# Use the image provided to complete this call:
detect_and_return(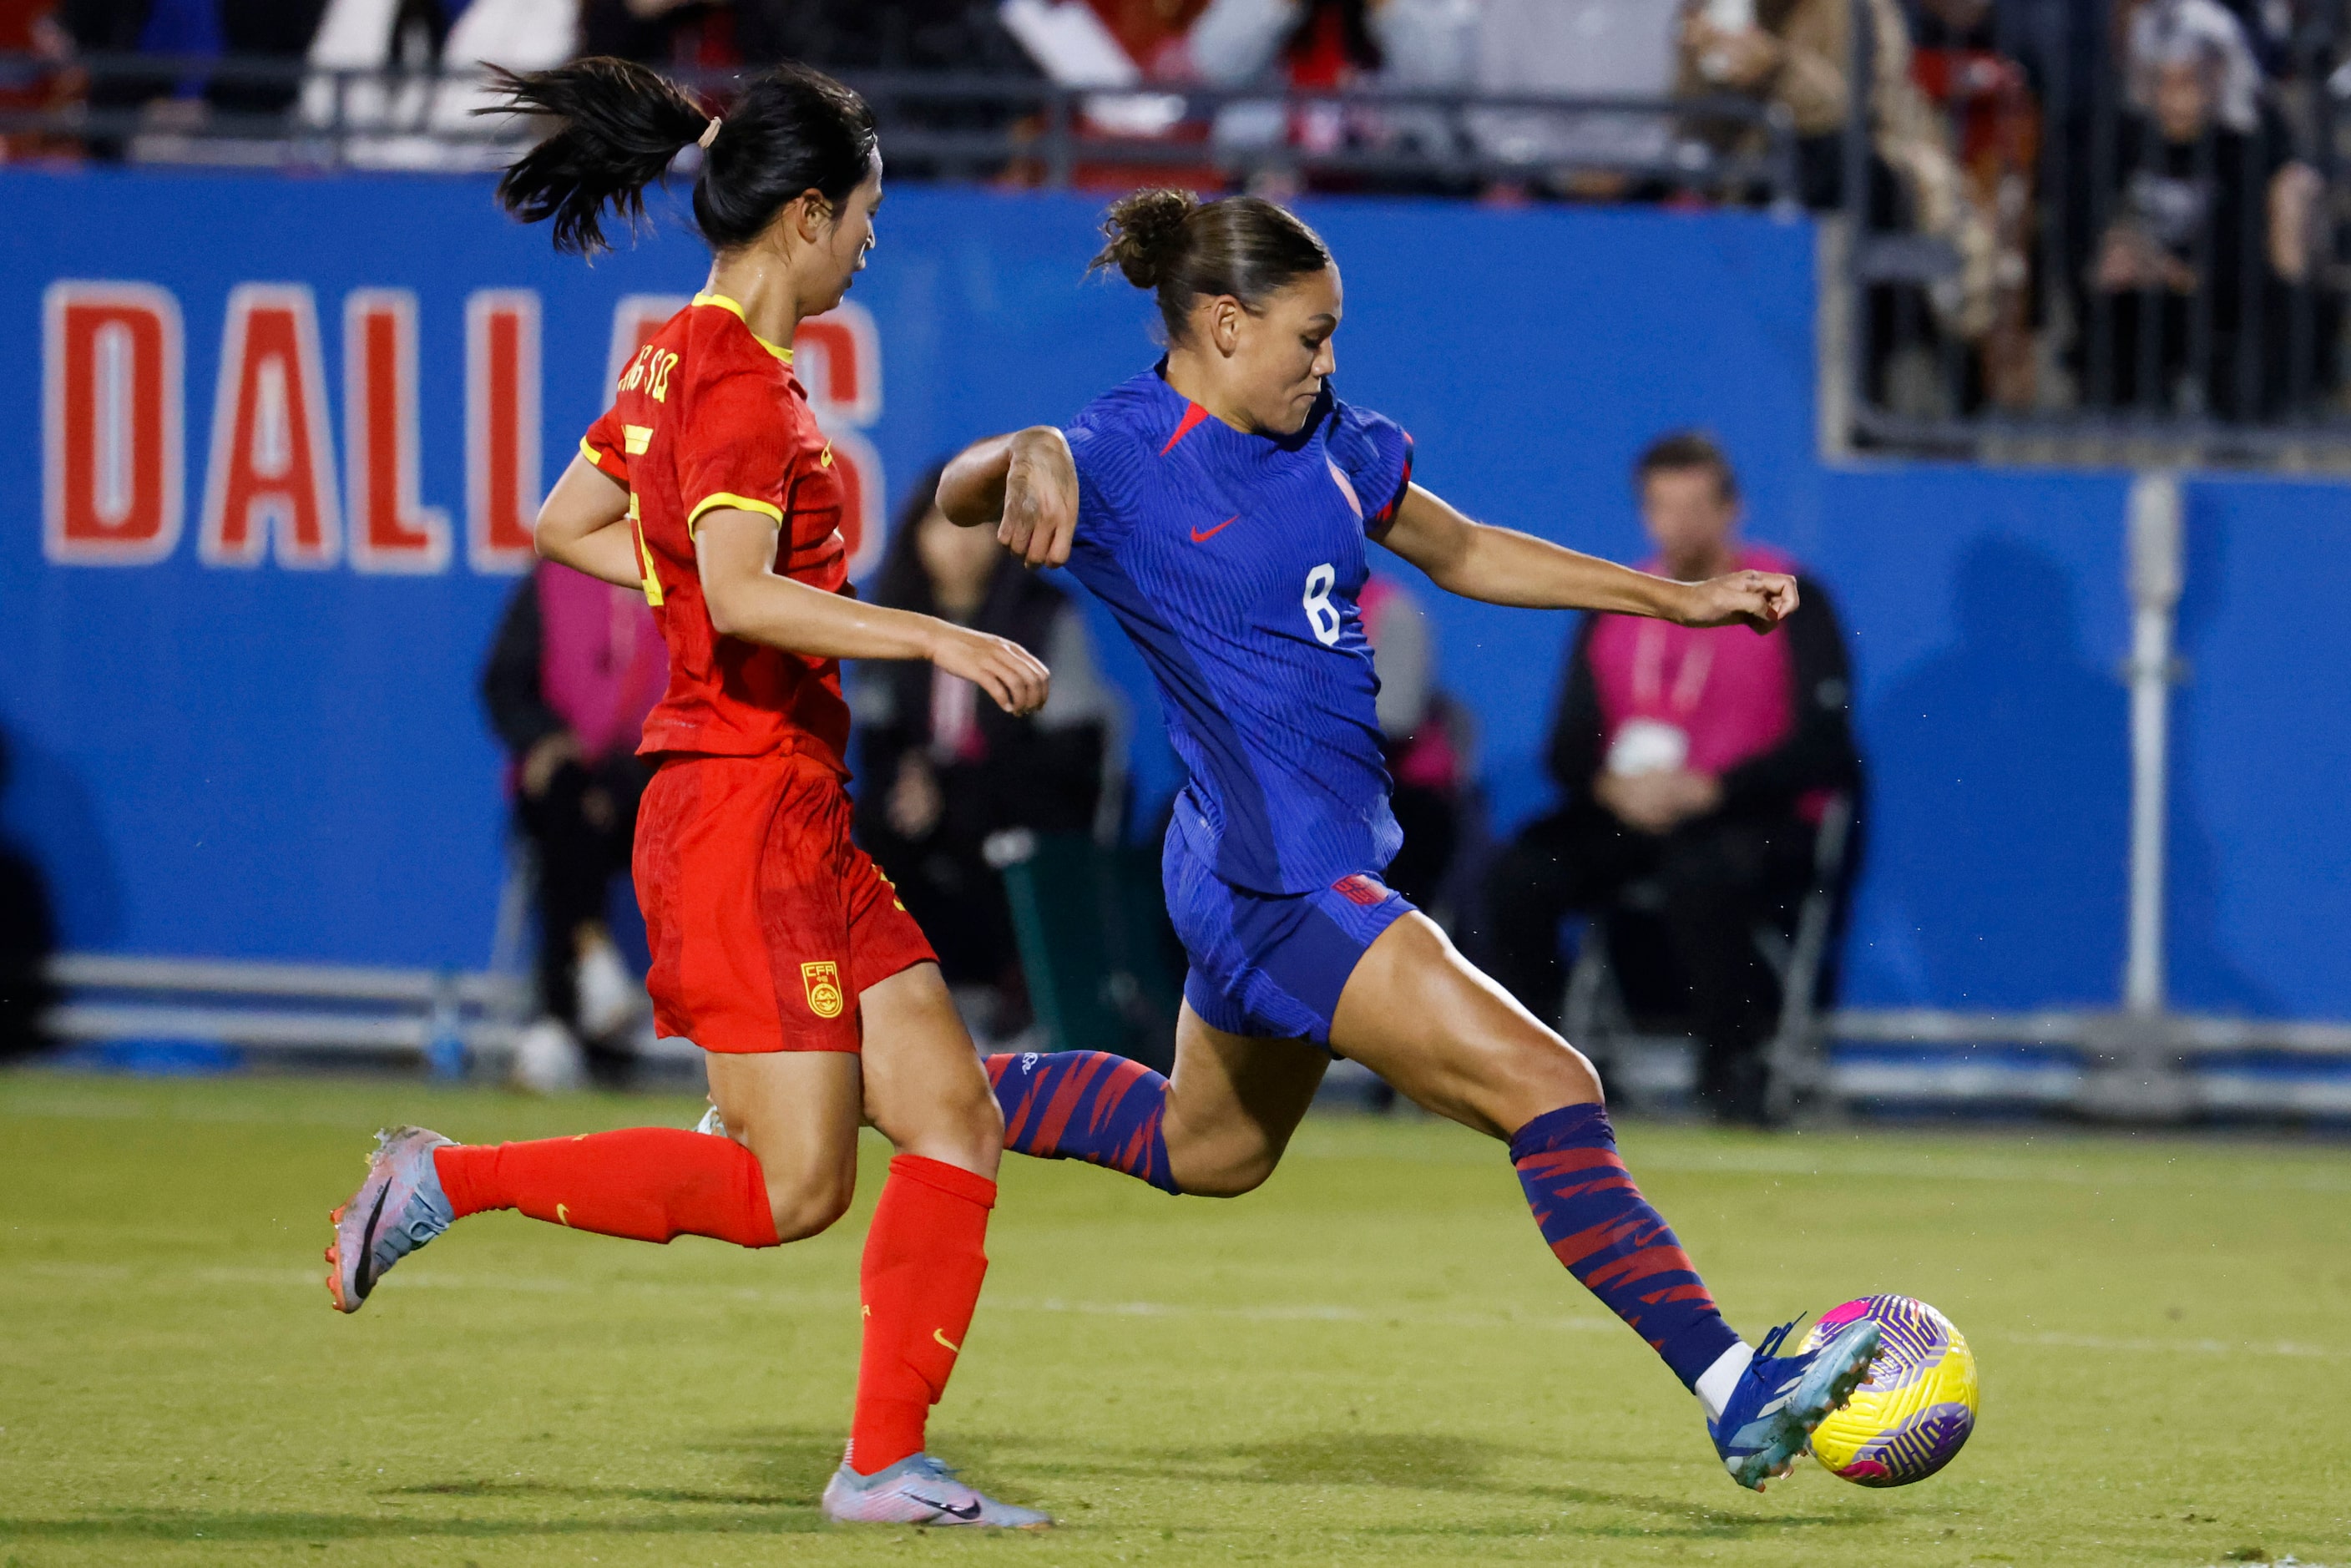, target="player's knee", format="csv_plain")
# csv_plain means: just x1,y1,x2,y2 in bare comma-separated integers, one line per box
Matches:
1166,1132,1279,1198
766,1171,854,1242
1525,1036,1604,1114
